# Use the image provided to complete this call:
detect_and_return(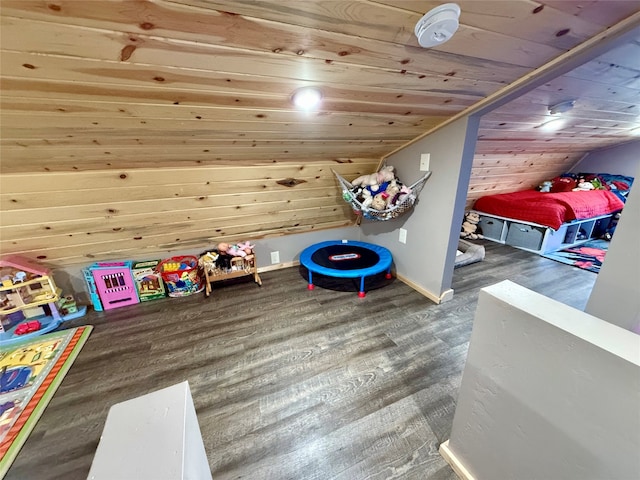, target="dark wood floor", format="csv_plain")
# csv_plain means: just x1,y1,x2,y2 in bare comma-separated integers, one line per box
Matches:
5,241,596,480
